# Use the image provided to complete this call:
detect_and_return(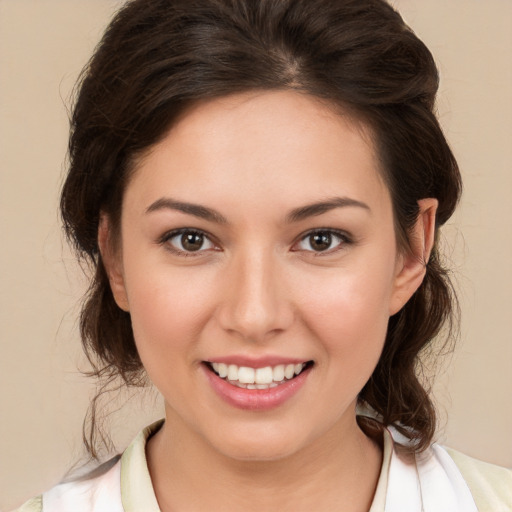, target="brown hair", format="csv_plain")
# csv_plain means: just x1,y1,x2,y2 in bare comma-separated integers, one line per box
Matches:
61,0,461,458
